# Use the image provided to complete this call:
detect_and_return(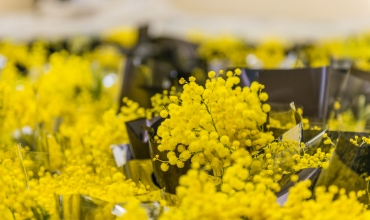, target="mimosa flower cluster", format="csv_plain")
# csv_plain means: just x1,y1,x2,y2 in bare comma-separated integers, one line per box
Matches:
159,157,370,220
0,37,155,219
156,69,274,171
196,32,370,70
0,146,149,219
1,31,370,220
